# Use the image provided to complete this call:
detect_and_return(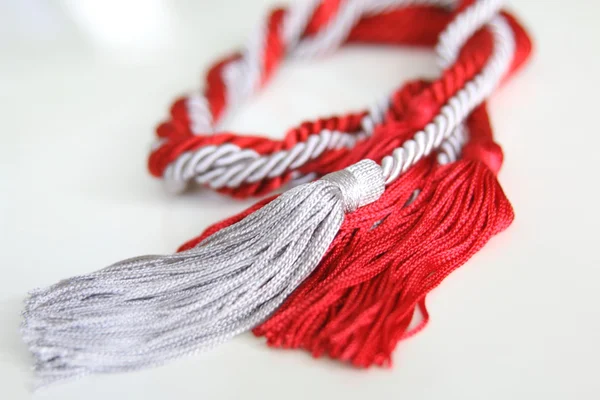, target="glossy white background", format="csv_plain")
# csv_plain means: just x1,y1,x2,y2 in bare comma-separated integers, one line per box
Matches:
1,0,599,398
